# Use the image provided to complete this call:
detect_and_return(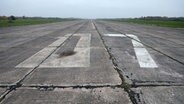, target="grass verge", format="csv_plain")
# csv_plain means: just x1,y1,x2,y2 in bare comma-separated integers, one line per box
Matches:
105,19,184,28
0,18,75,28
